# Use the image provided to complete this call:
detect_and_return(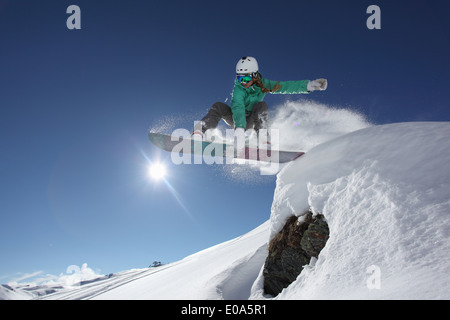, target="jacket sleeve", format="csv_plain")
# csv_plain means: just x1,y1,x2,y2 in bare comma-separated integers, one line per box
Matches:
230,84,247,129
262,78,310,94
